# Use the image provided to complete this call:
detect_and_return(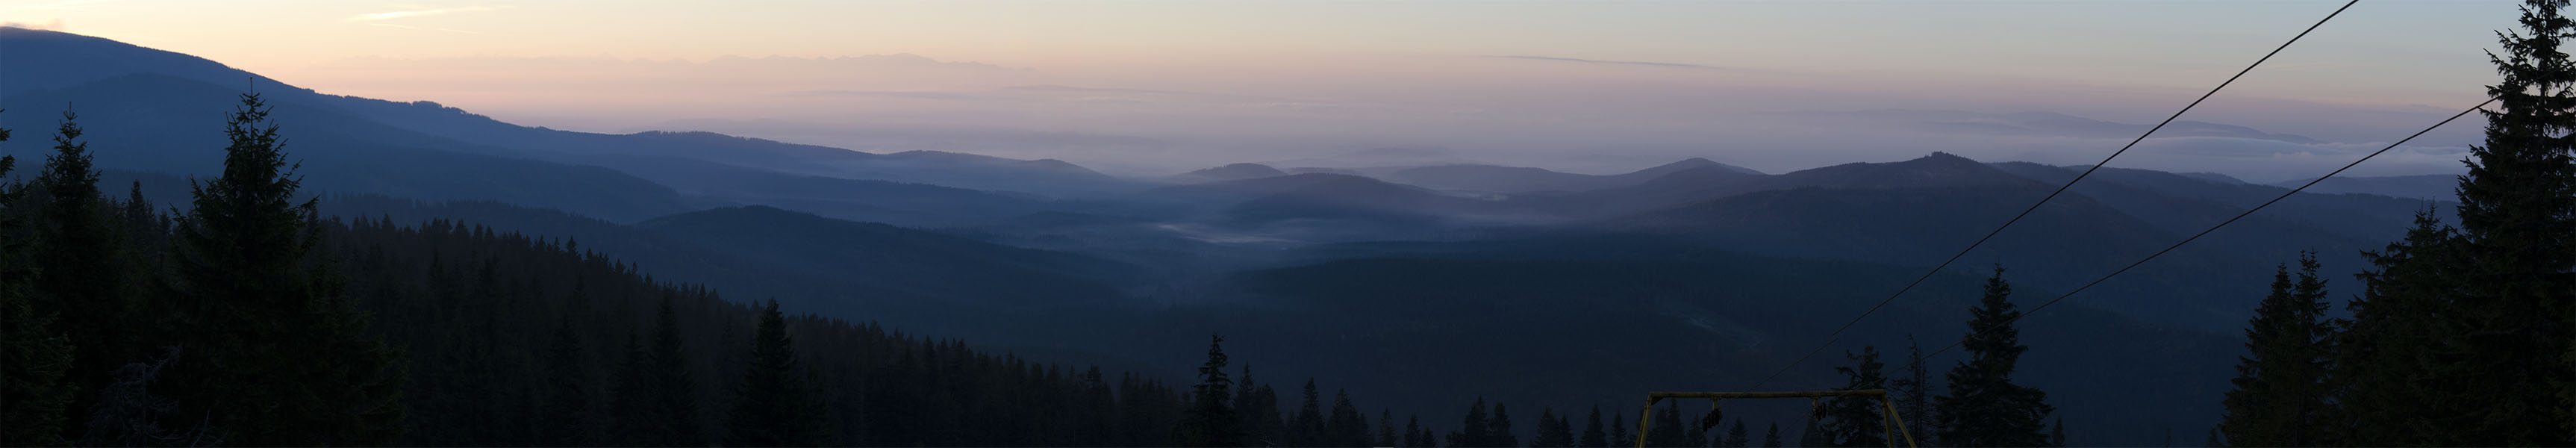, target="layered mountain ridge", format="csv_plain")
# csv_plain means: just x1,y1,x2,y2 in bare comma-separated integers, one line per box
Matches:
0,27,2475,445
